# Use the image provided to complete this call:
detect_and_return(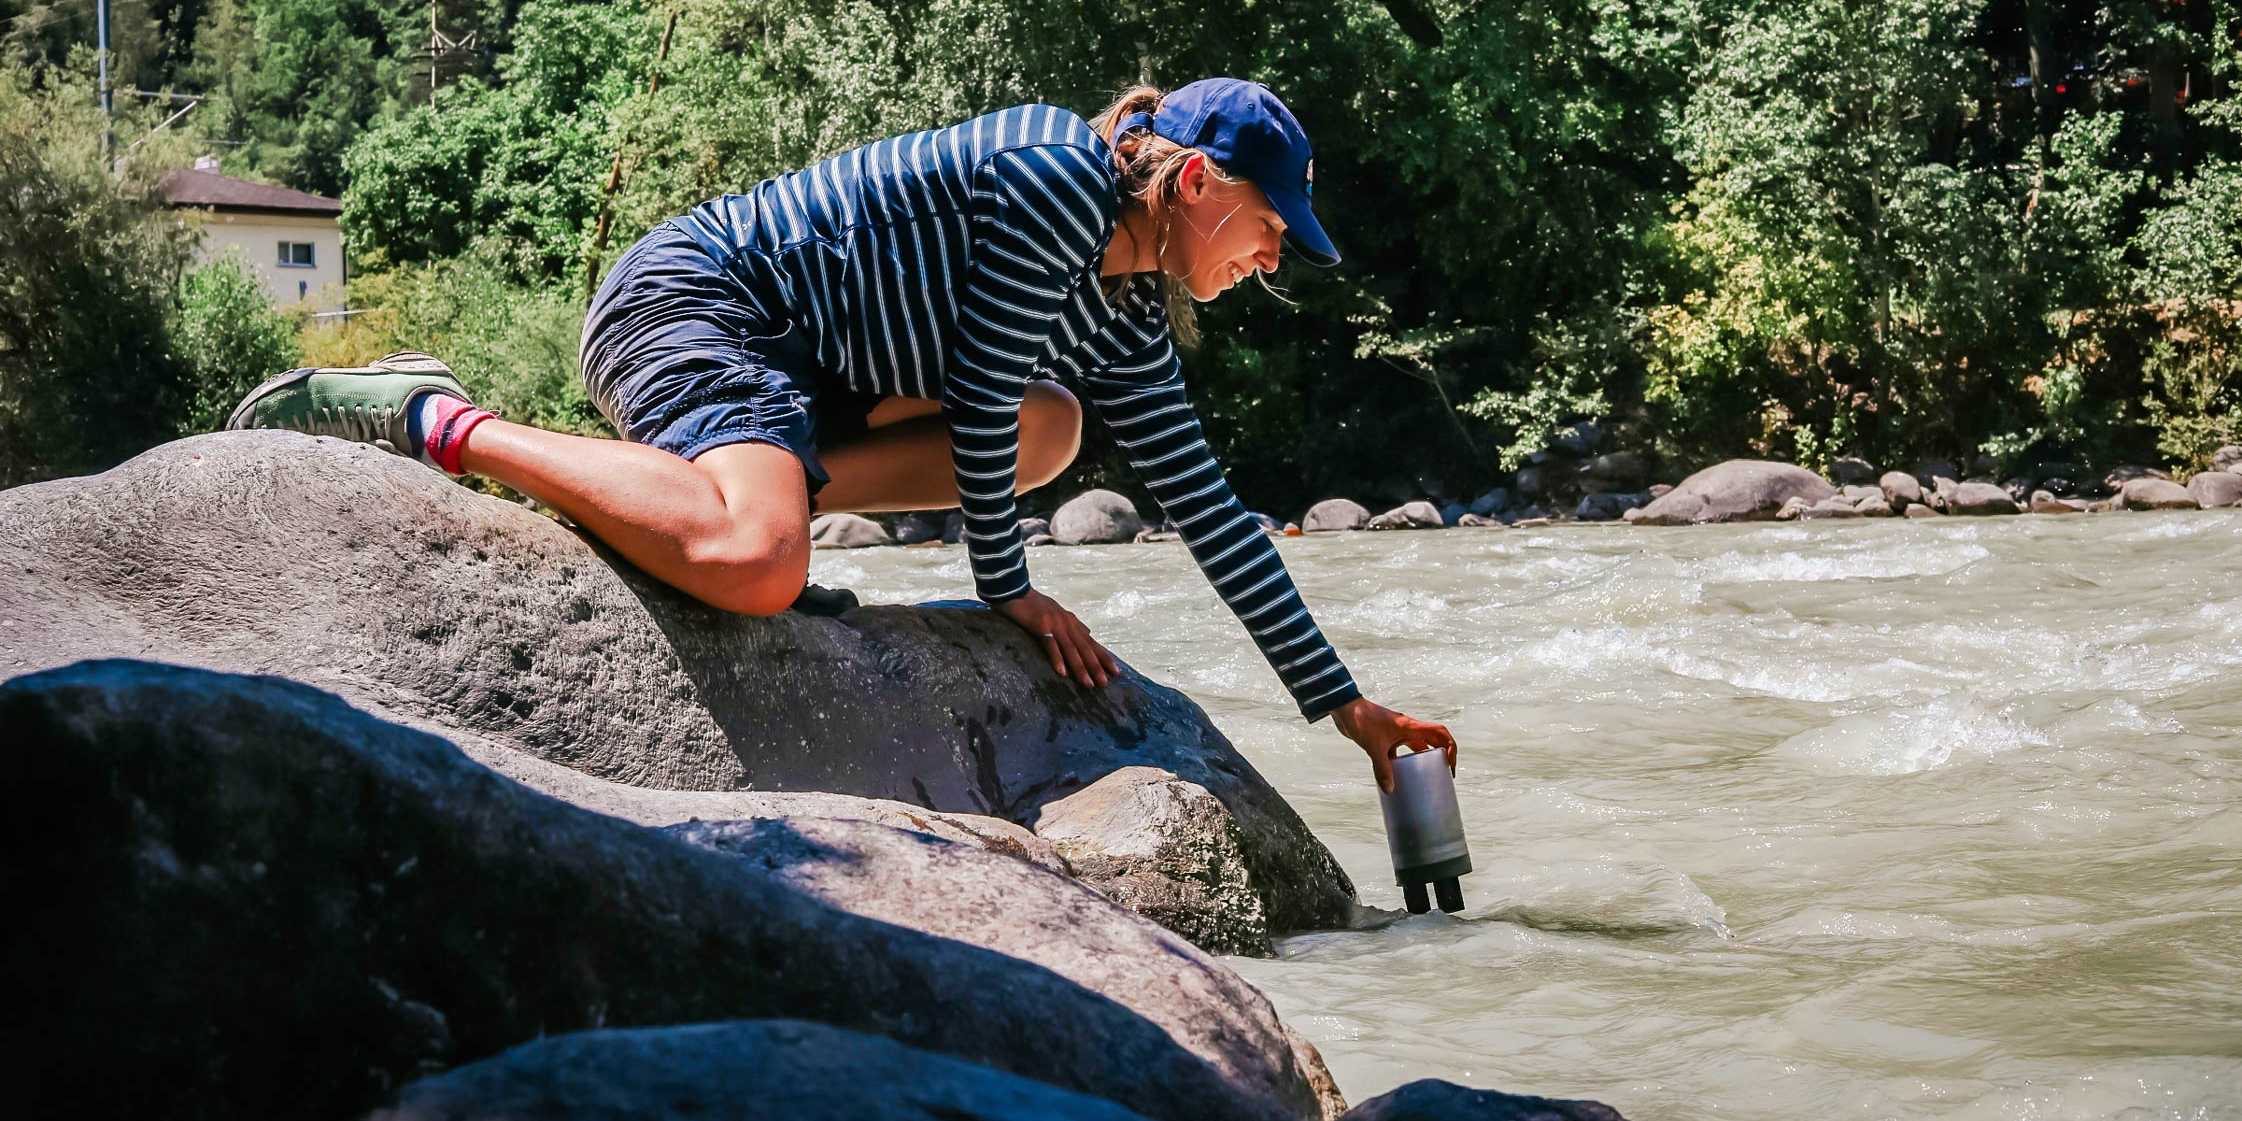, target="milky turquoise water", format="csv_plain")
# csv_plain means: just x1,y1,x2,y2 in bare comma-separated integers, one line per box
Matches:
814,511,2242,1119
